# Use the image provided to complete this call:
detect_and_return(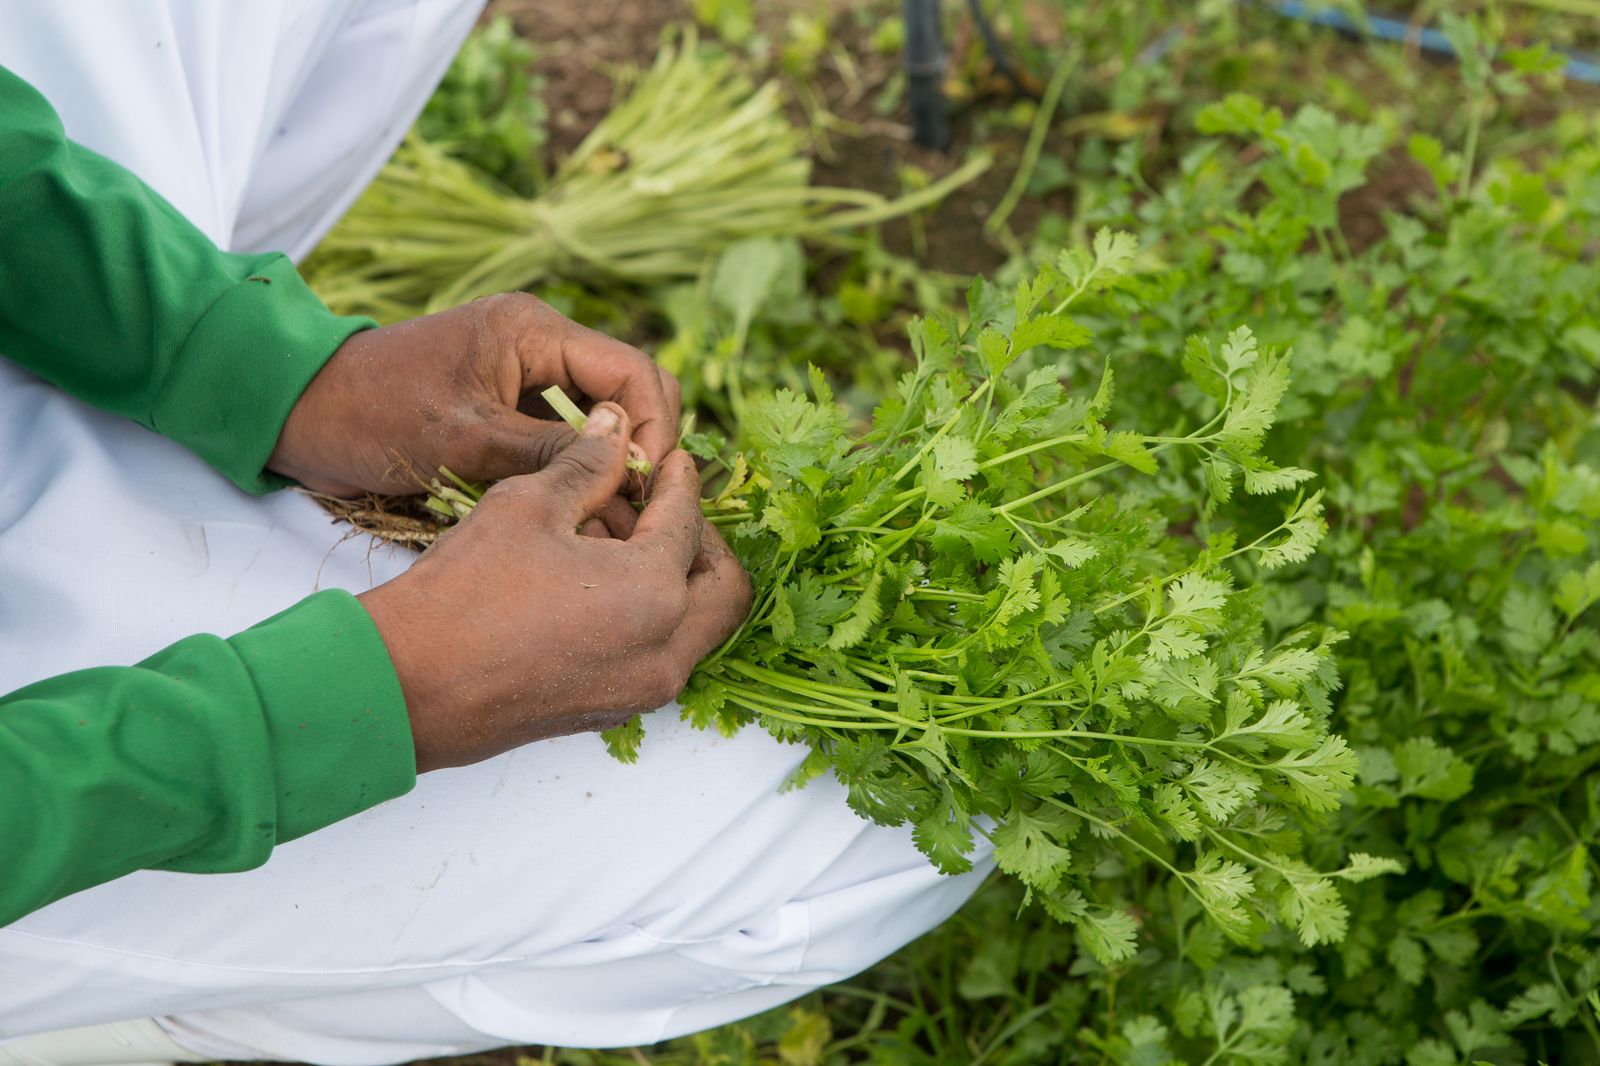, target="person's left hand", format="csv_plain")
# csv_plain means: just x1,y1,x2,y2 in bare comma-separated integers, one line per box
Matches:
267,292,680,497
